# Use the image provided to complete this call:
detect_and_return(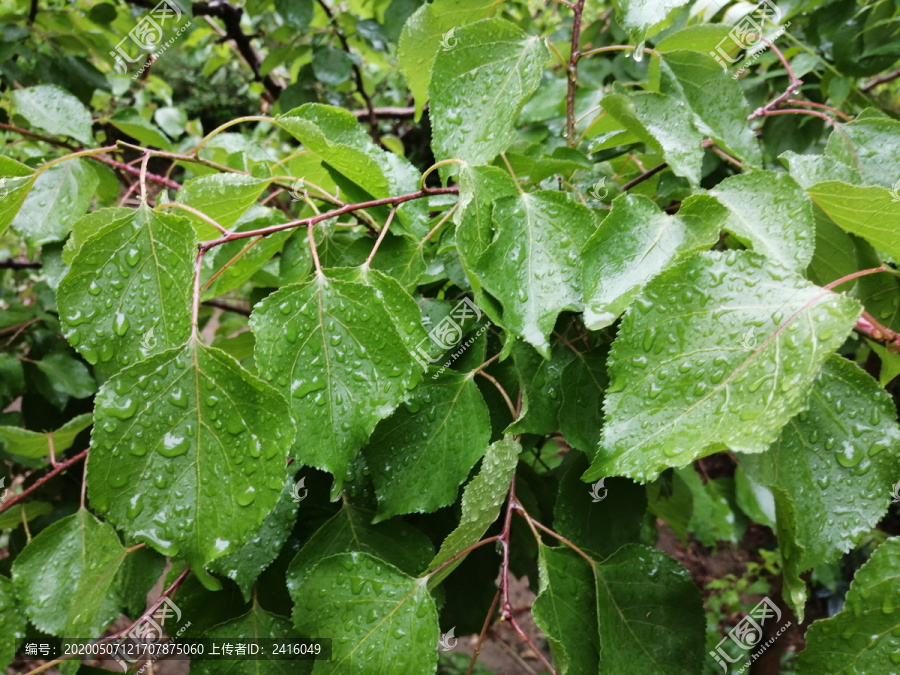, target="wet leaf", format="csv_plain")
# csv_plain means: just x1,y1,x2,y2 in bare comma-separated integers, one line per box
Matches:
287,503,433,593
365,371,491,520
397,0,495,118
582,193,723,330
797,537,900,674
87,341,295,589
0,412,92,460
58,204,194,376
430,19,548,169
12,160,98,247
474,191,595,356
585,251,862,482
292,552,438,674
427,436,520,583
11,509,125,637
11,85,93,144
807,181,900,261
741,356,900,619
0,575,26,669
710,171,815,271
250,274,419,484
601,92,705,184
